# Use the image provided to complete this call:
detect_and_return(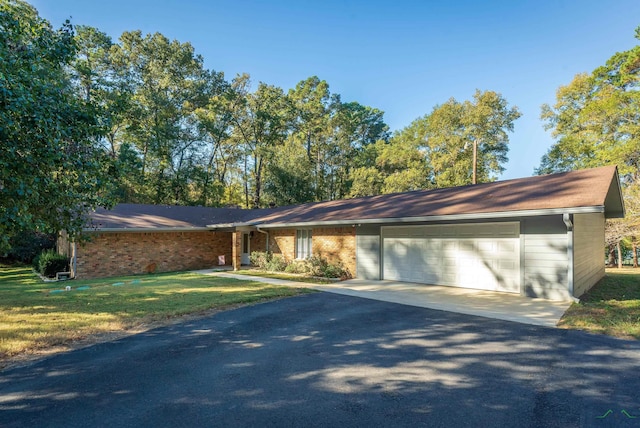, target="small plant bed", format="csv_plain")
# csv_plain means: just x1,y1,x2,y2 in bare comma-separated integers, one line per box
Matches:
249,251,351,281
0,264,310,368
558,268,640,340
234,269,336,284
